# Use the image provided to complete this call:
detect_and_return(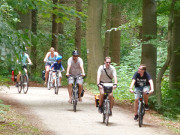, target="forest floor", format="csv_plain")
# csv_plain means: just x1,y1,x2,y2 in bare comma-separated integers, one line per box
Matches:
0,82,179,135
